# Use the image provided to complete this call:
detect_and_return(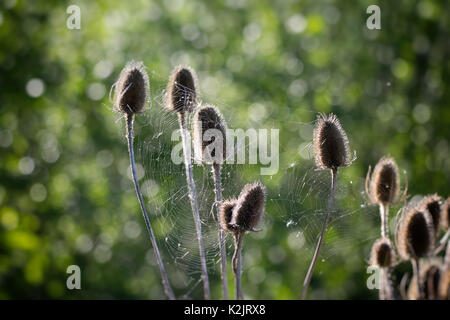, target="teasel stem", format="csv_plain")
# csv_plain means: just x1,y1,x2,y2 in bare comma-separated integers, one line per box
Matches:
301,167,338,300
383,267,395,300
178,112,210,300
411,258,424,300
433,229,450,255
125,114,175,300
232,232,244,300
212,163,229,300
380,204,389,238
379,268,387,300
